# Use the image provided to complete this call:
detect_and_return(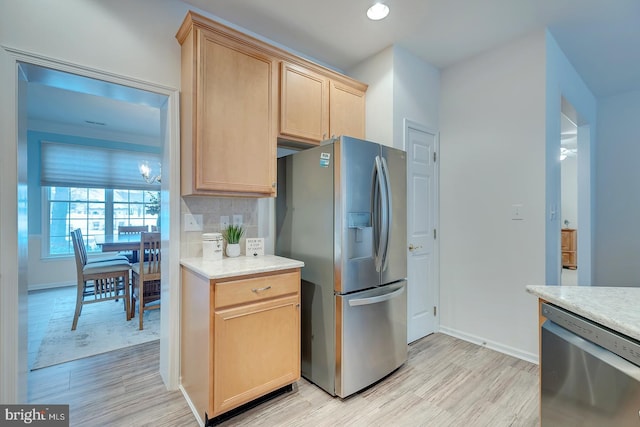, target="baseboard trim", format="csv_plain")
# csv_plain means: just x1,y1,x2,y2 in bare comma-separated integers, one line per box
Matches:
179,384,205,427
28,281,74,292
439,326,539,365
